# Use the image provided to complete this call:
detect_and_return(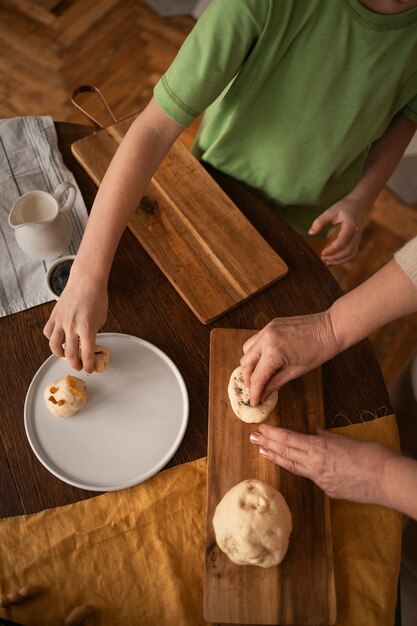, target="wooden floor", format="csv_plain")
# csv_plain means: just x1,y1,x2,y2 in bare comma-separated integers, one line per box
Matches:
1,0,416,384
